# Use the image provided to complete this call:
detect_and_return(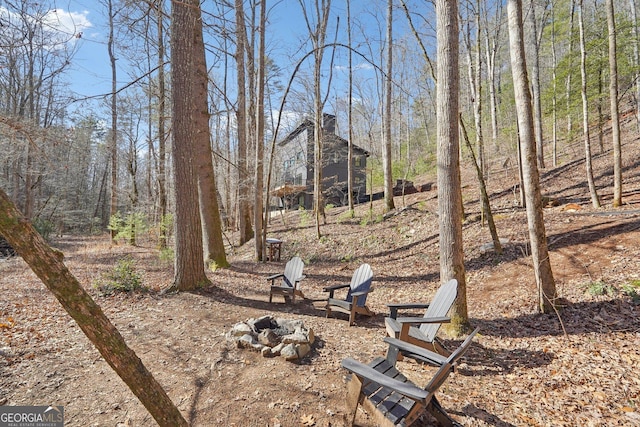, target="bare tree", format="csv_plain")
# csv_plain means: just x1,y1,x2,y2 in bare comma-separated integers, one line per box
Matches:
383,0,395,212
507,0,557,313
169,0,212,291
578,0,601,208
235,0,254,246
606,0,622,207
0,188,187,426
107,0,119,243
436,0,469,332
